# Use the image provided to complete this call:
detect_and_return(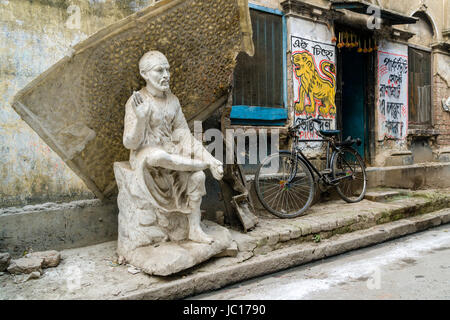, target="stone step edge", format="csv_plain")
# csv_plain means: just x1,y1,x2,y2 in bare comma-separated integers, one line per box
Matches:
364,189,409,202
234,194,450,257
0,199,111,216
119,208,450,300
